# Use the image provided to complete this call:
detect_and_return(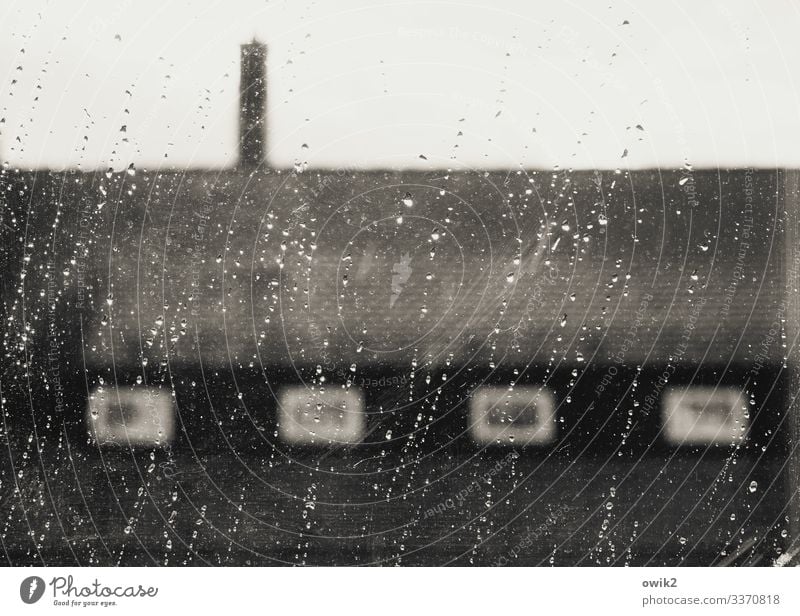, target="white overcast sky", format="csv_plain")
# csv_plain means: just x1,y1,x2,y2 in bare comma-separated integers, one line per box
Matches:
1,0,799,170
